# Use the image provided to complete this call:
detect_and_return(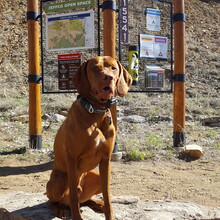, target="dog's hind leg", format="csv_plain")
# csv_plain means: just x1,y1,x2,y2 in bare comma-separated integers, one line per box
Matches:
46,169,69,202
46,169,70,218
